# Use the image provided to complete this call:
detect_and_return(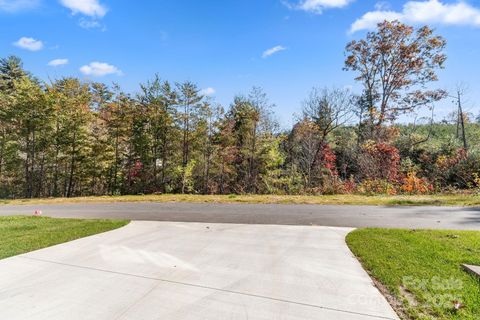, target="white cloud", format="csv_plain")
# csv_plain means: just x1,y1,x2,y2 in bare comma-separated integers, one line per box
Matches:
350,11,402,32
351,0,480,33
0,0,39,12
59,0,107,17
200,87,216,96
48,59,69,67
80,62,122,77
13,37,43,51
374,1,391,11
262,45,287,58
287,0,353,14
79,18,102,29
